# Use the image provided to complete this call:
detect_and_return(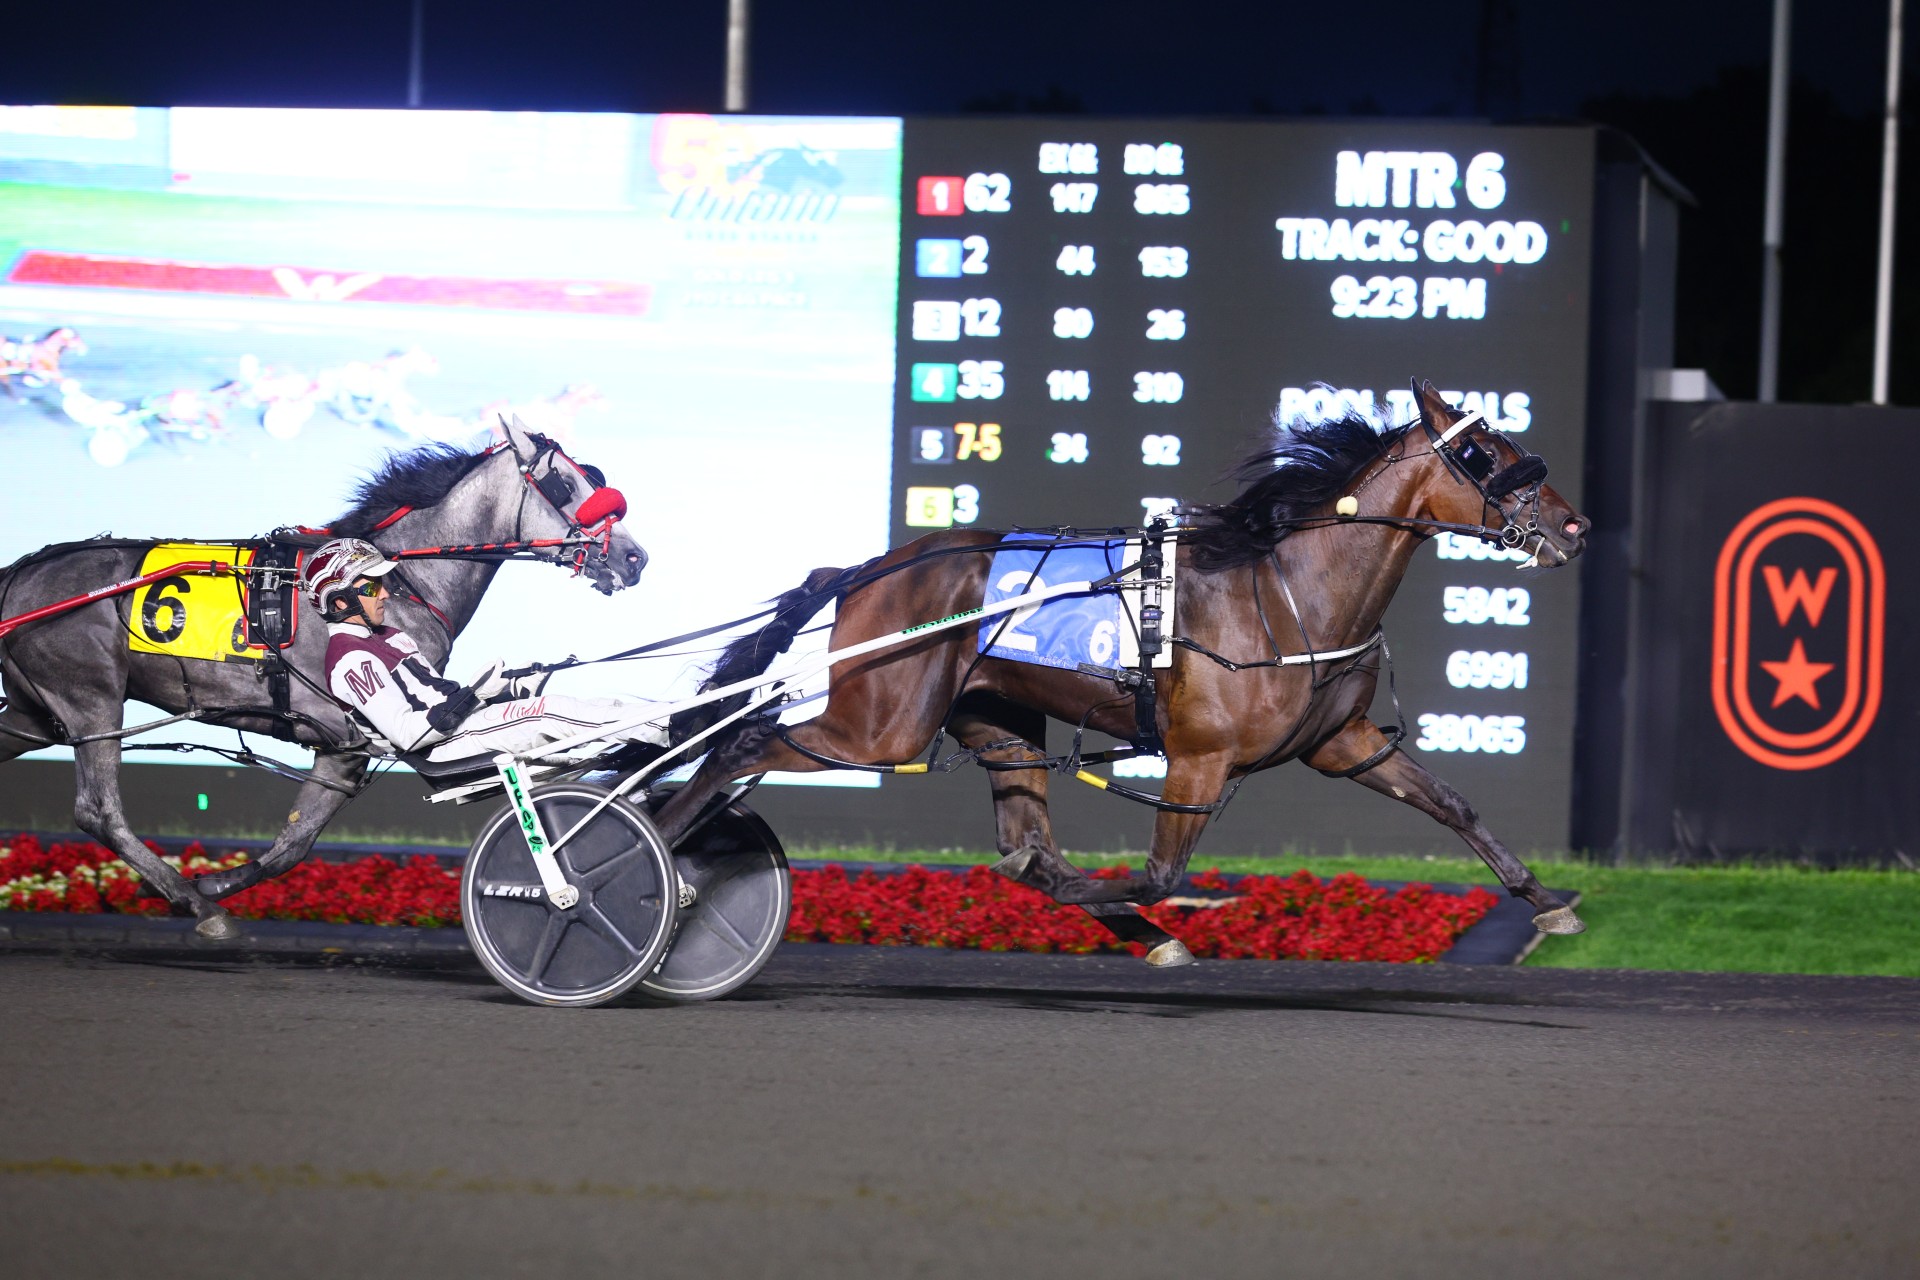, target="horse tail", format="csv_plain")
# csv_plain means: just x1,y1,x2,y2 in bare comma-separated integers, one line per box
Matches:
669,564,856,741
